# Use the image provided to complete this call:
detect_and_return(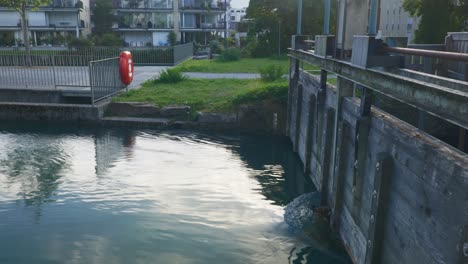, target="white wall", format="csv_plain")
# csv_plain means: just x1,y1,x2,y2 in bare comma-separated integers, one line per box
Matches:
28,12,47,27
0,11,20,27
48,12,78,27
